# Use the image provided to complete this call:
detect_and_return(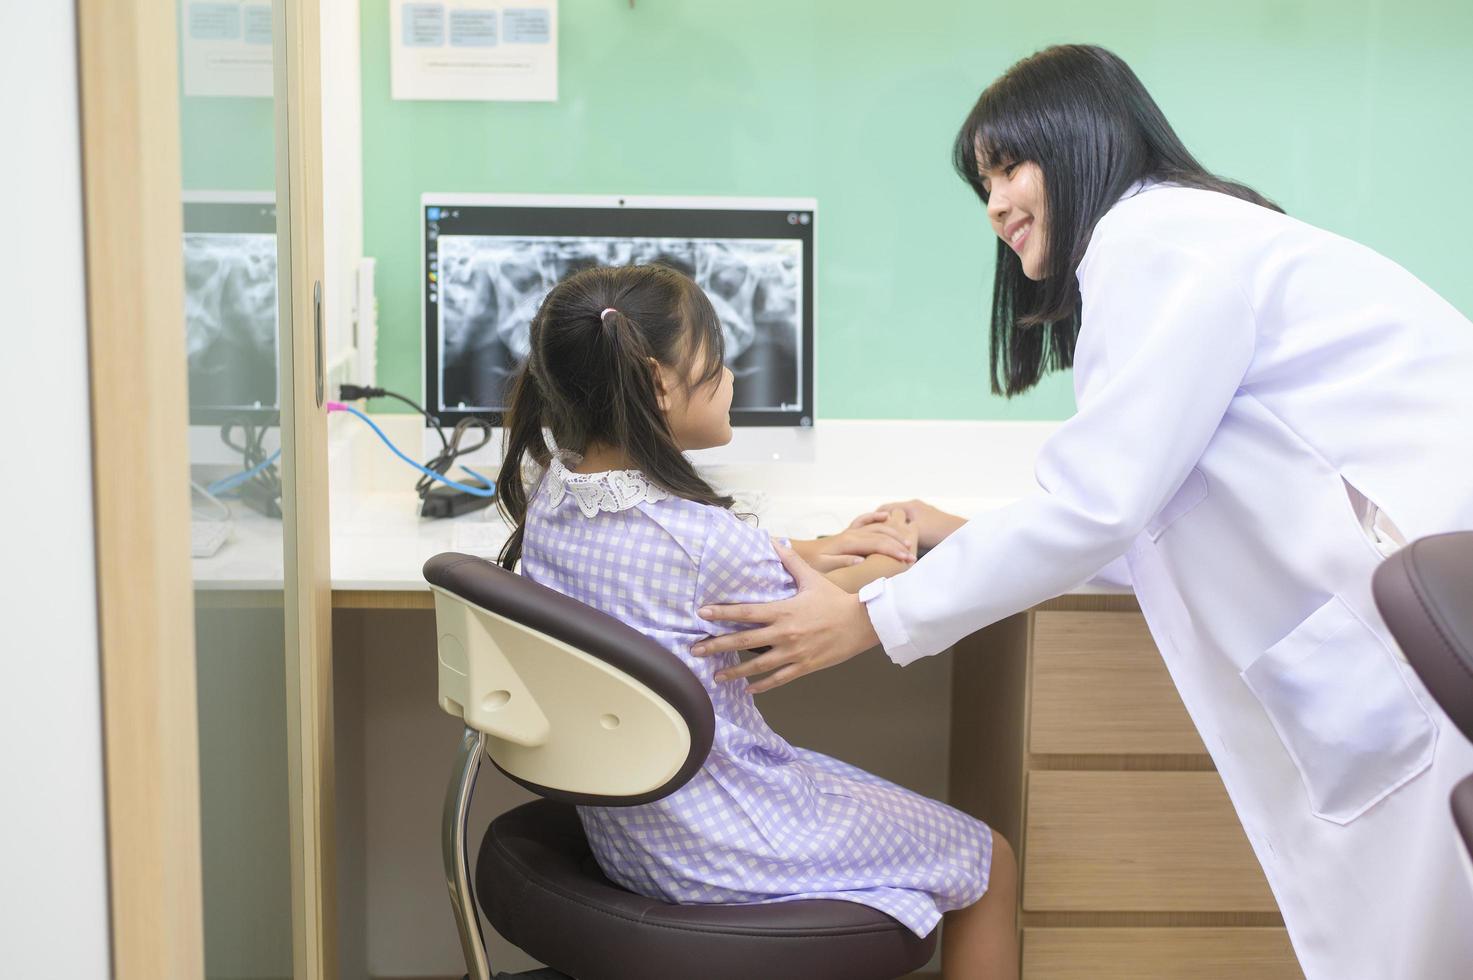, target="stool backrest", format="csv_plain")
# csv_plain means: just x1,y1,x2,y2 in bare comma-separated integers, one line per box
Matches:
424,552,715,806
1372,531,1473,743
